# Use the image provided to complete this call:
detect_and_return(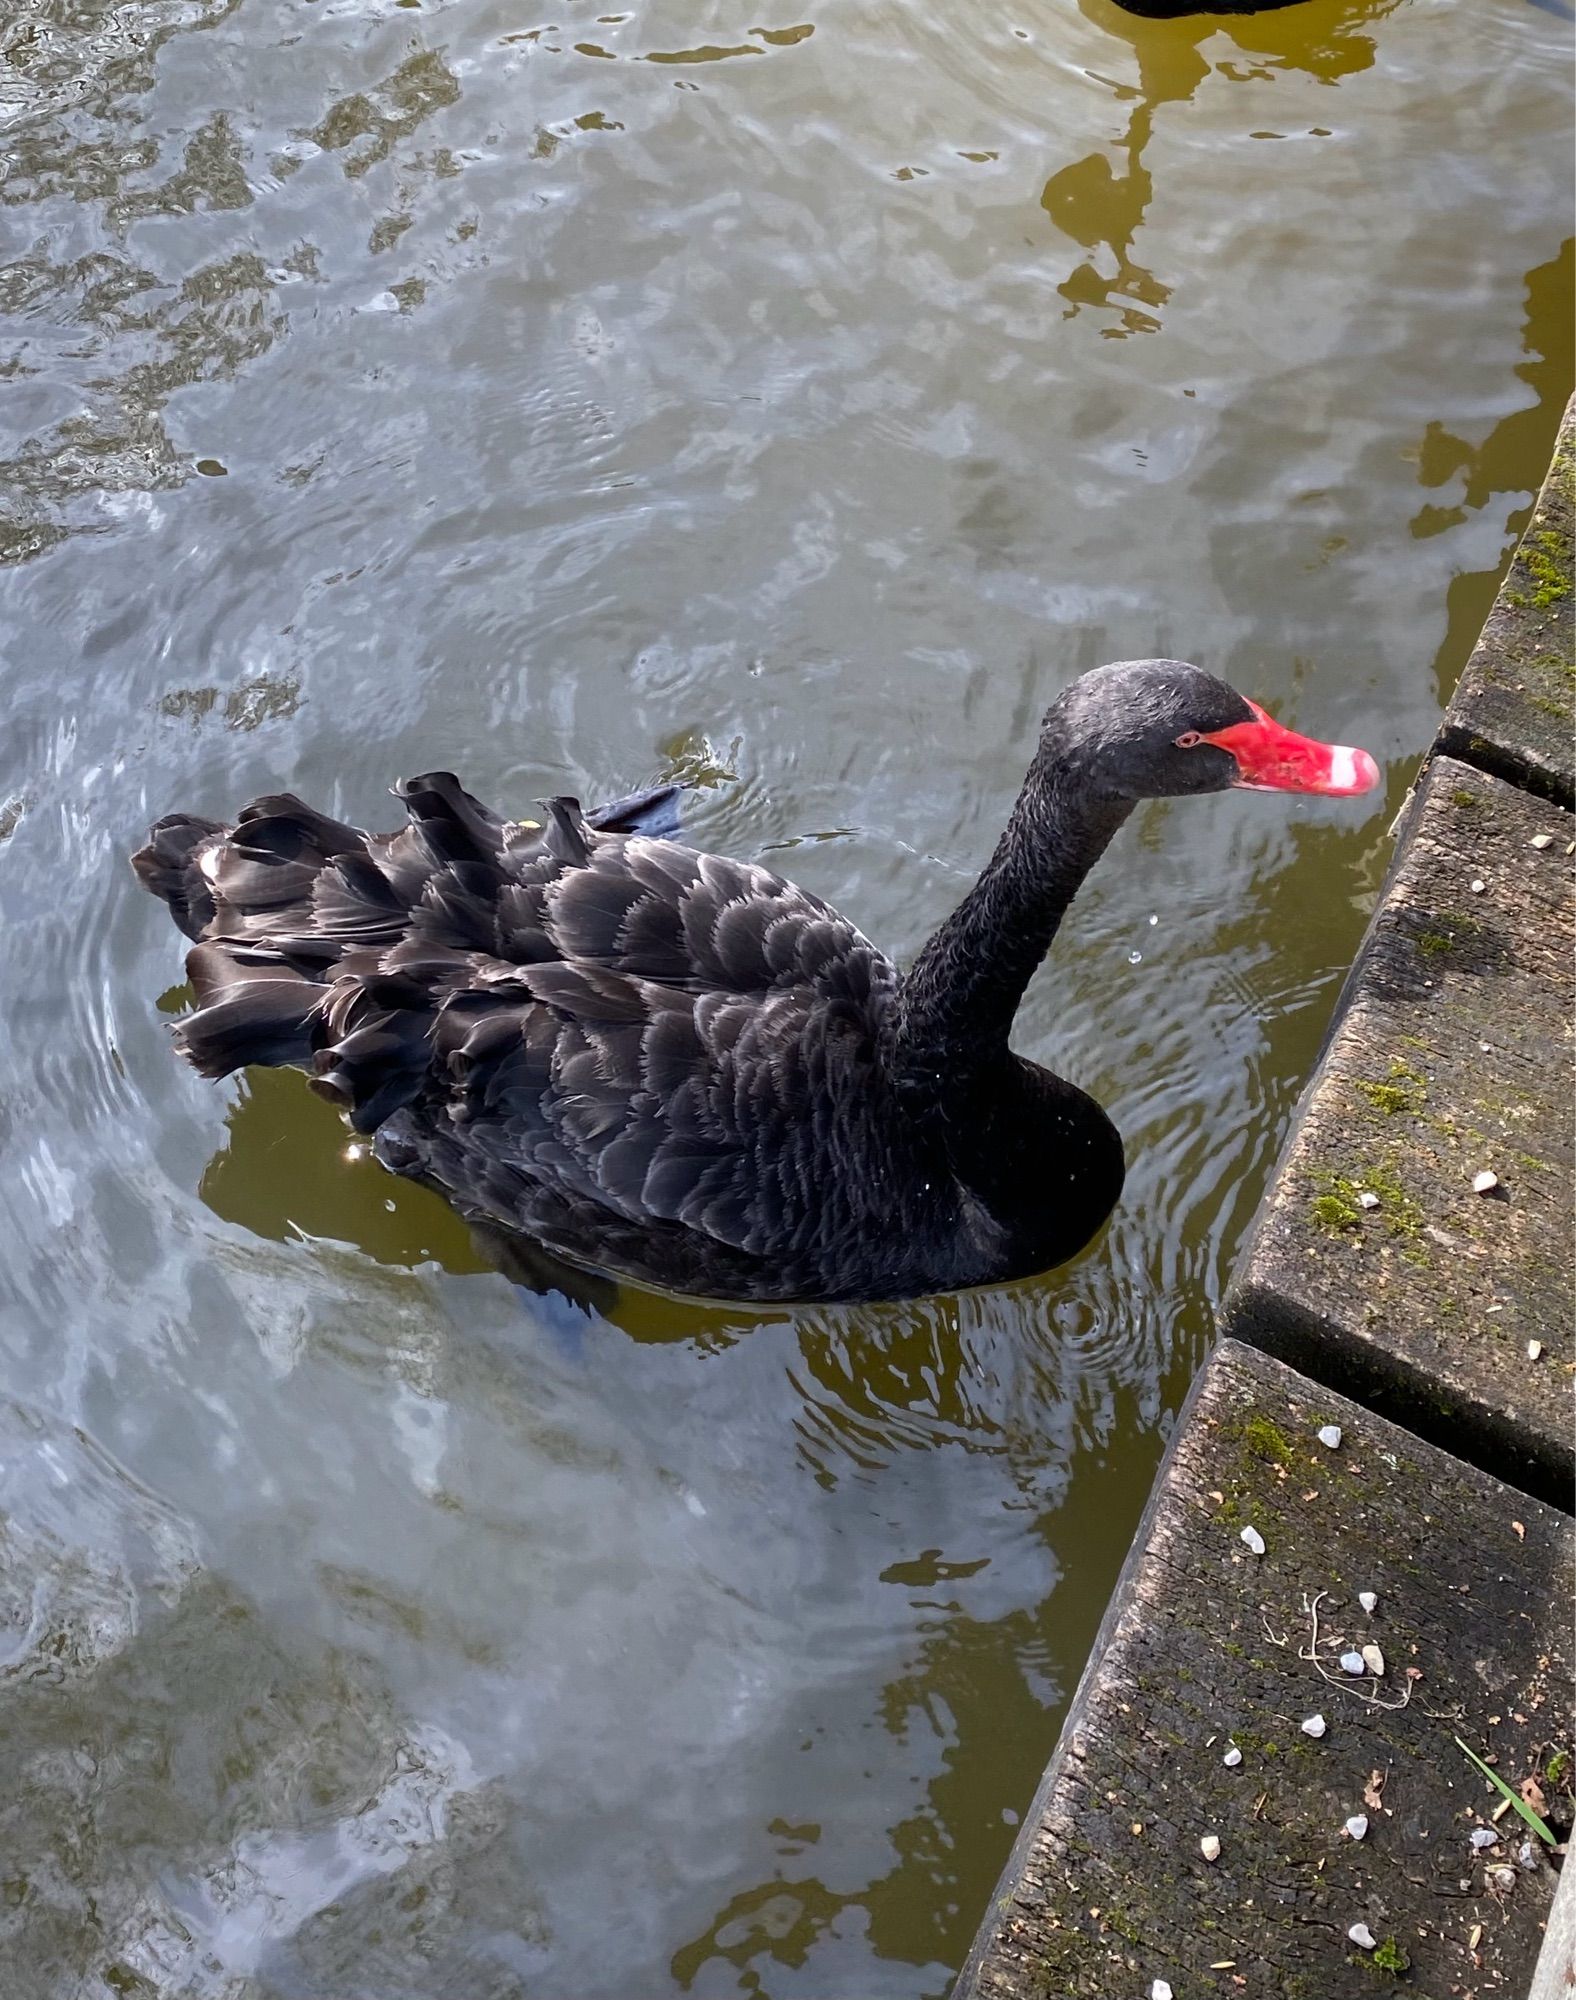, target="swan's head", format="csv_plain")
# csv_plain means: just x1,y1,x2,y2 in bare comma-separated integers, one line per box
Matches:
1046,659,1381,803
